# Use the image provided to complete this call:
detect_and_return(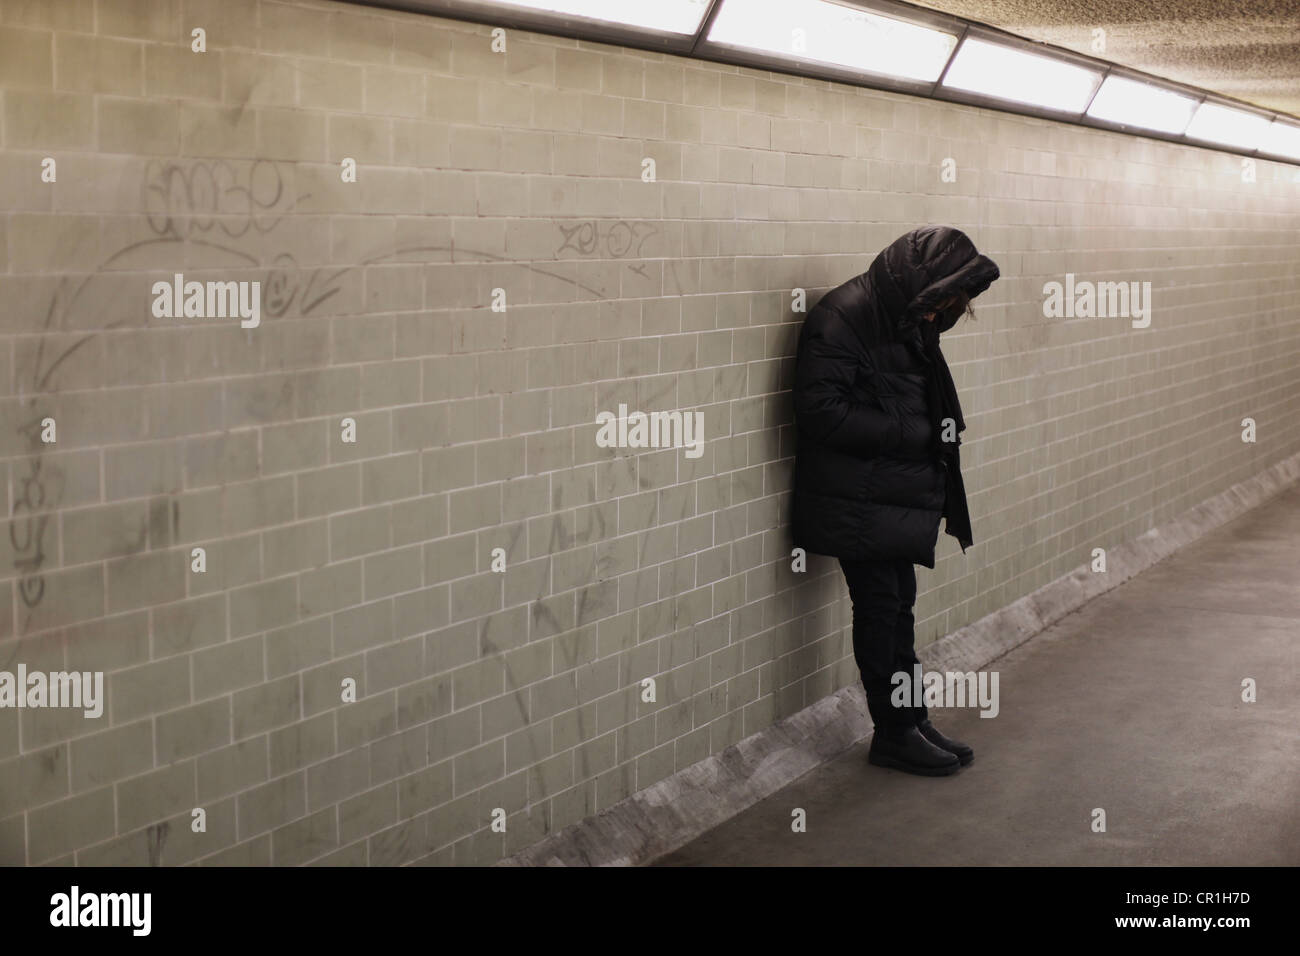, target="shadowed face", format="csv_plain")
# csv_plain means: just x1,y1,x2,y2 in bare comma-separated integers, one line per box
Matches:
922,291,971,326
